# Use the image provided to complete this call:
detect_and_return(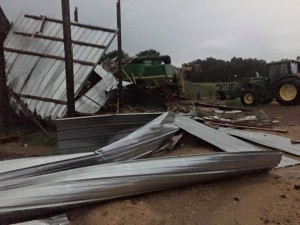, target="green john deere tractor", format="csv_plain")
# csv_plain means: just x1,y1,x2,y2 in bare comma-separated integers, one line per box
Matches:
217,59,300,106
121,55,180,101
216,75,270,104
241,60,300,106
